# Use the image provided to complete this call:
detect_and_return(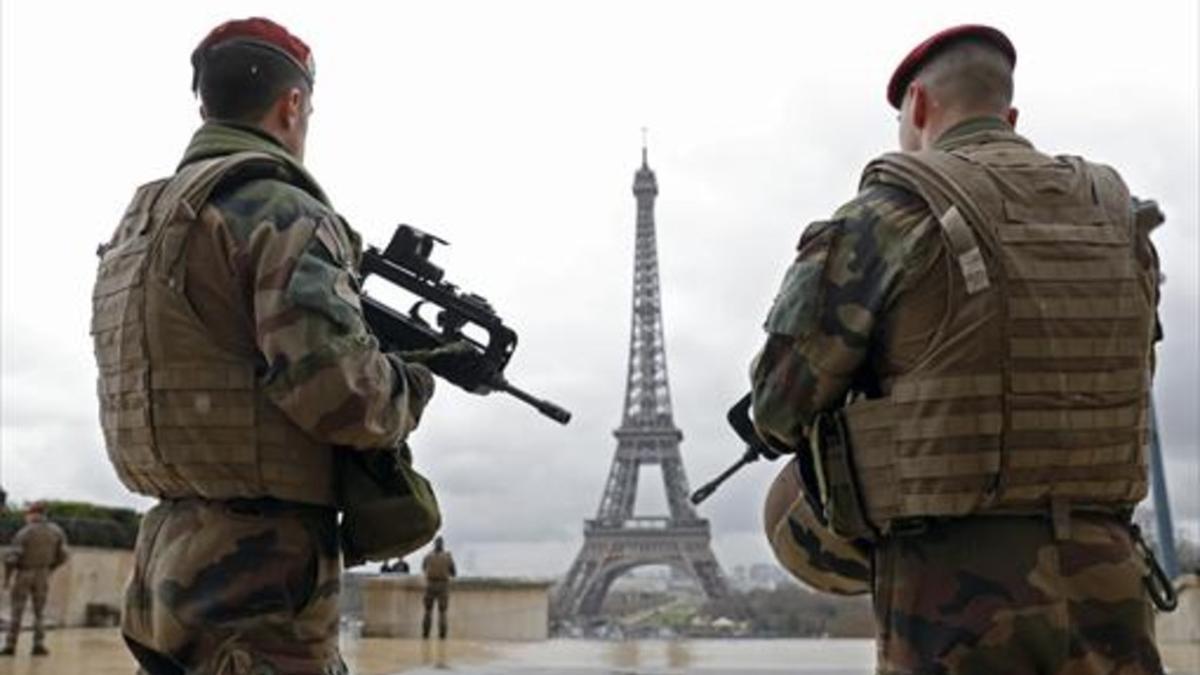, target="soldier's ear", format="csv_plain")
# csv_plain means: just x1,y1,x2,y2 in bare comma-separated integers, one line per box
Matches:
284,88,305,130
911,83,929,130
199,104,208,121
1007,107,1019,128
